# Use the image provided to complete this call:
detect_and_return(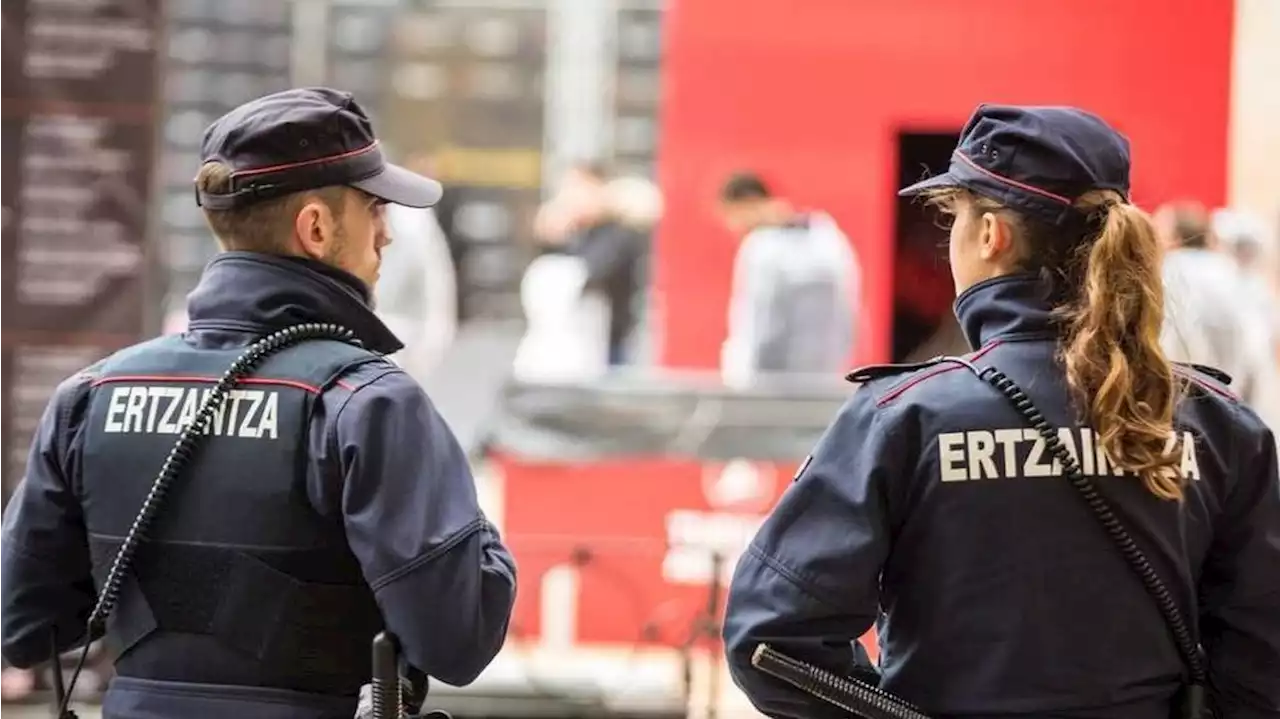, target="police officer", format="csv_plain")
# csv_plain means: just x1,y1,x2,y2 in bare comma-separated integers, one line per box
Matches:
0,88,518,718
722,105,1280,719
